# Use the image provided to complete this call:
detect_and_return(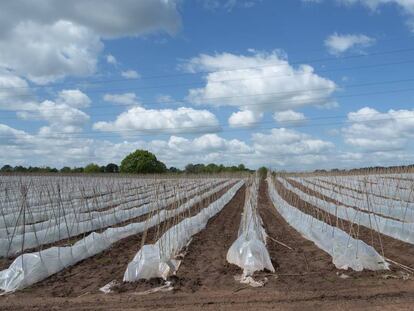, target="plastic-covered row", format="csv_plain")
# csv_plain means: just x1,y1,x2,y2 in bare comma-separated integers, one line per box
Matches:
267,176,389,271
123,180,245,282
